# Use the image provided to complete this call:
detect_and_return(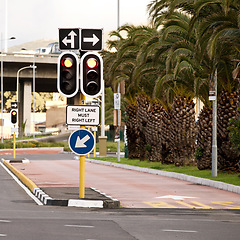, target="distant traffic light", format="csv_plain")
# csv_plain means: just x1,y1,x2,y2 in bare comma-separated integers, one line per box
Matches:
80,52,103,98
10,109,18,124
57,51,79,98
